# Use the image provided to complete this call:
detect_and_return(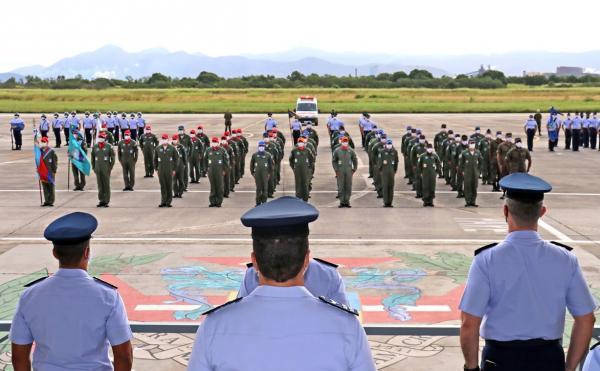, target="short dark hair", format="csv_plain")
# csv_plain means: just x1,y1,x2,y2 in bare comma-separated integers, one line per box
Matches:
53,240,89,265
506,198,543,227
253,234,308,283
